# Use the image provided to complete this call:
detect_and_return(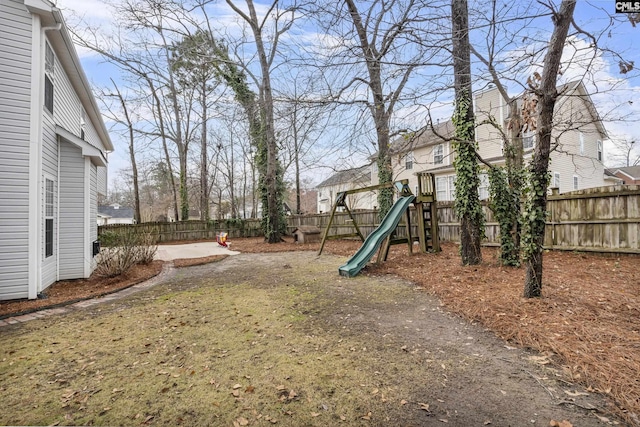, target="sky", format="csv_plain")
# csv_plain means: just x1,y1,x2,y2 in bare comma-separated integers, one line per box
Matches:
53,0,640,188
